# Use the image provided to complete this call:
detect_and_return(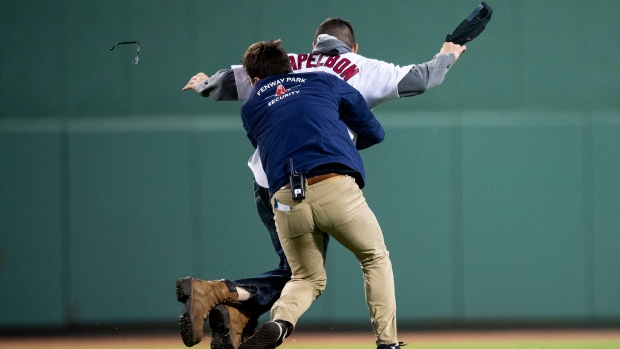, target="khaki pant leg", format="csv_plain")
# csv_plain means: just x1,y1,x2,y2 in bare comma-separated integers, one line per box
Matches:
311,176,398,346
270,190,326,327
